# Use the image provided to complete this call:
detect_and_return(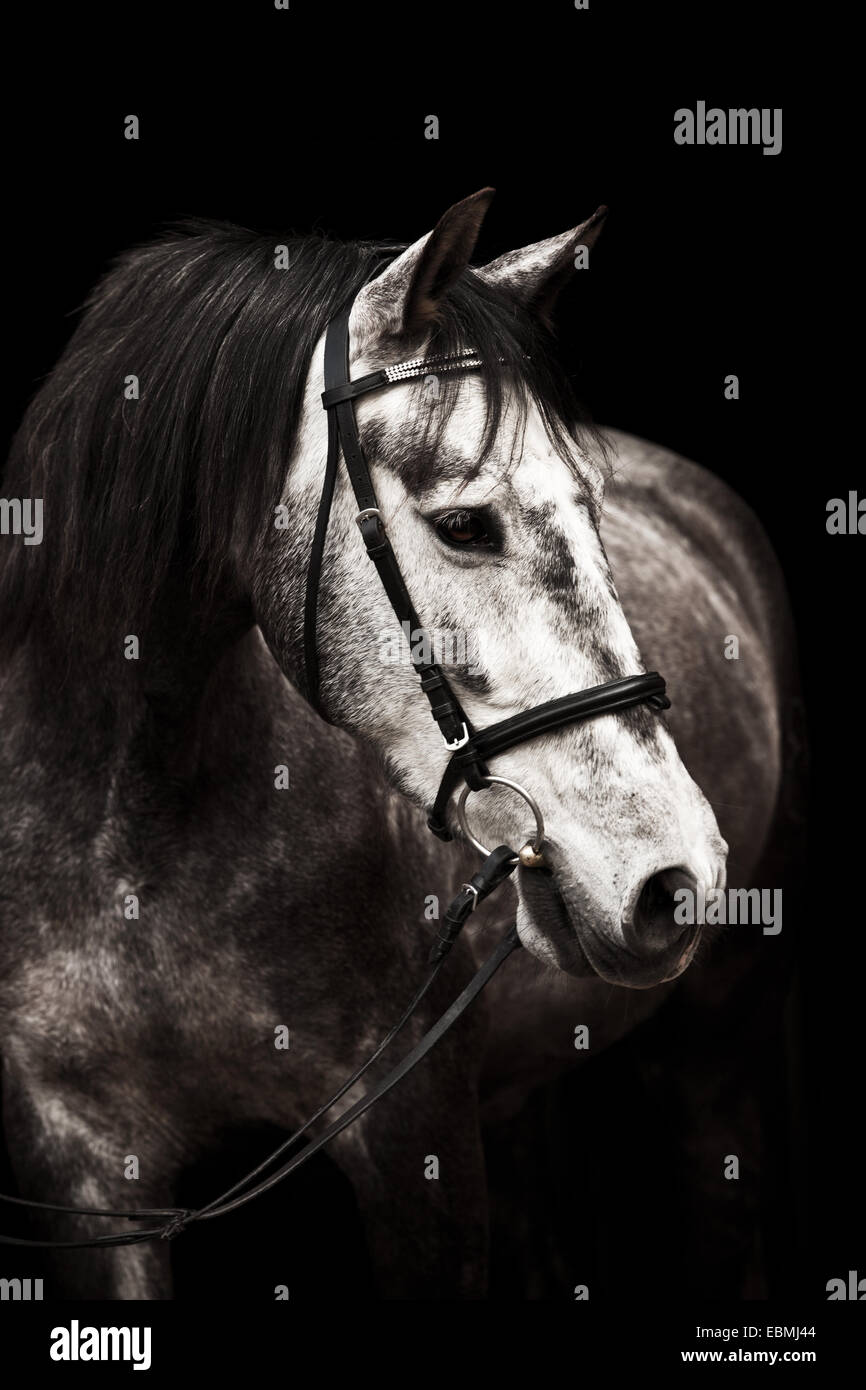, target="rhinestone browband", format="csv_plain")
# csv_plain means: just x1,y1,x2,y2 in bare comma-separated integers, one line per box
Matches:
384,350,483,383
